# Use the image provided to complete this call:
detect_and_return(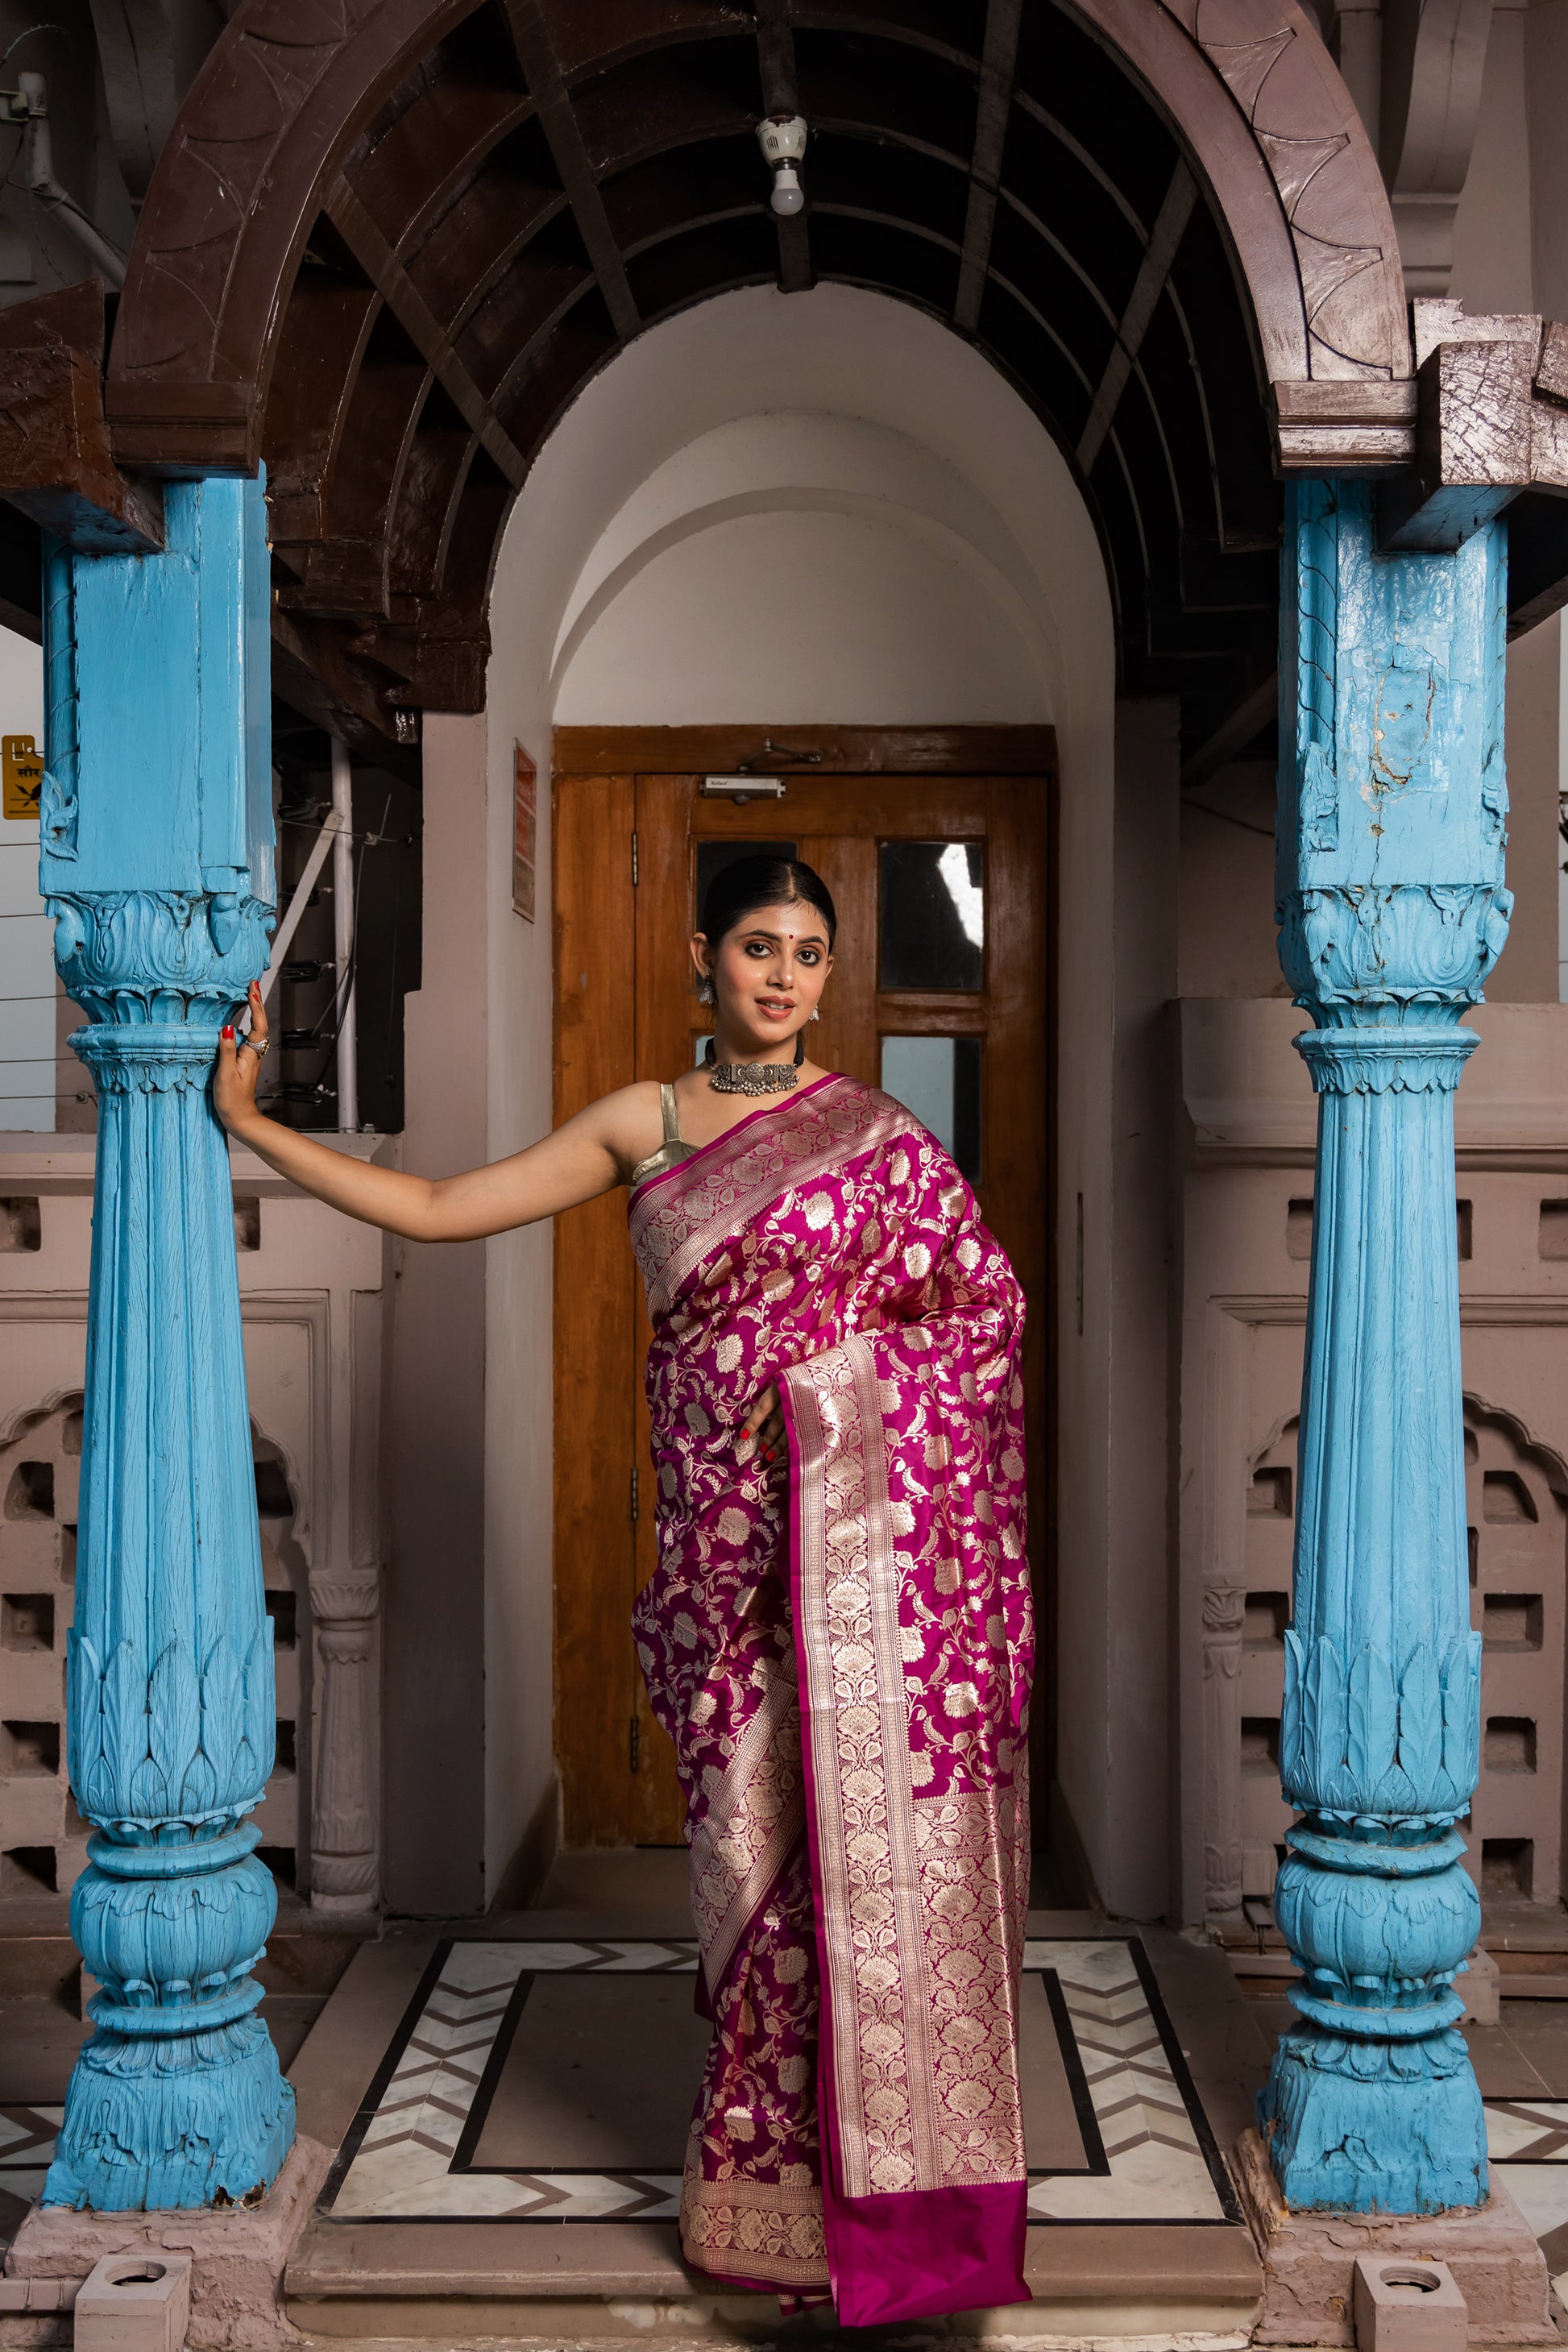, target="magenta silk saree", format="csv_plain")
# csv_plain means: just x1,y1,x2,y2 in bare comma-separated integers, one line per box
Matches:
627,1073,1034,2326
